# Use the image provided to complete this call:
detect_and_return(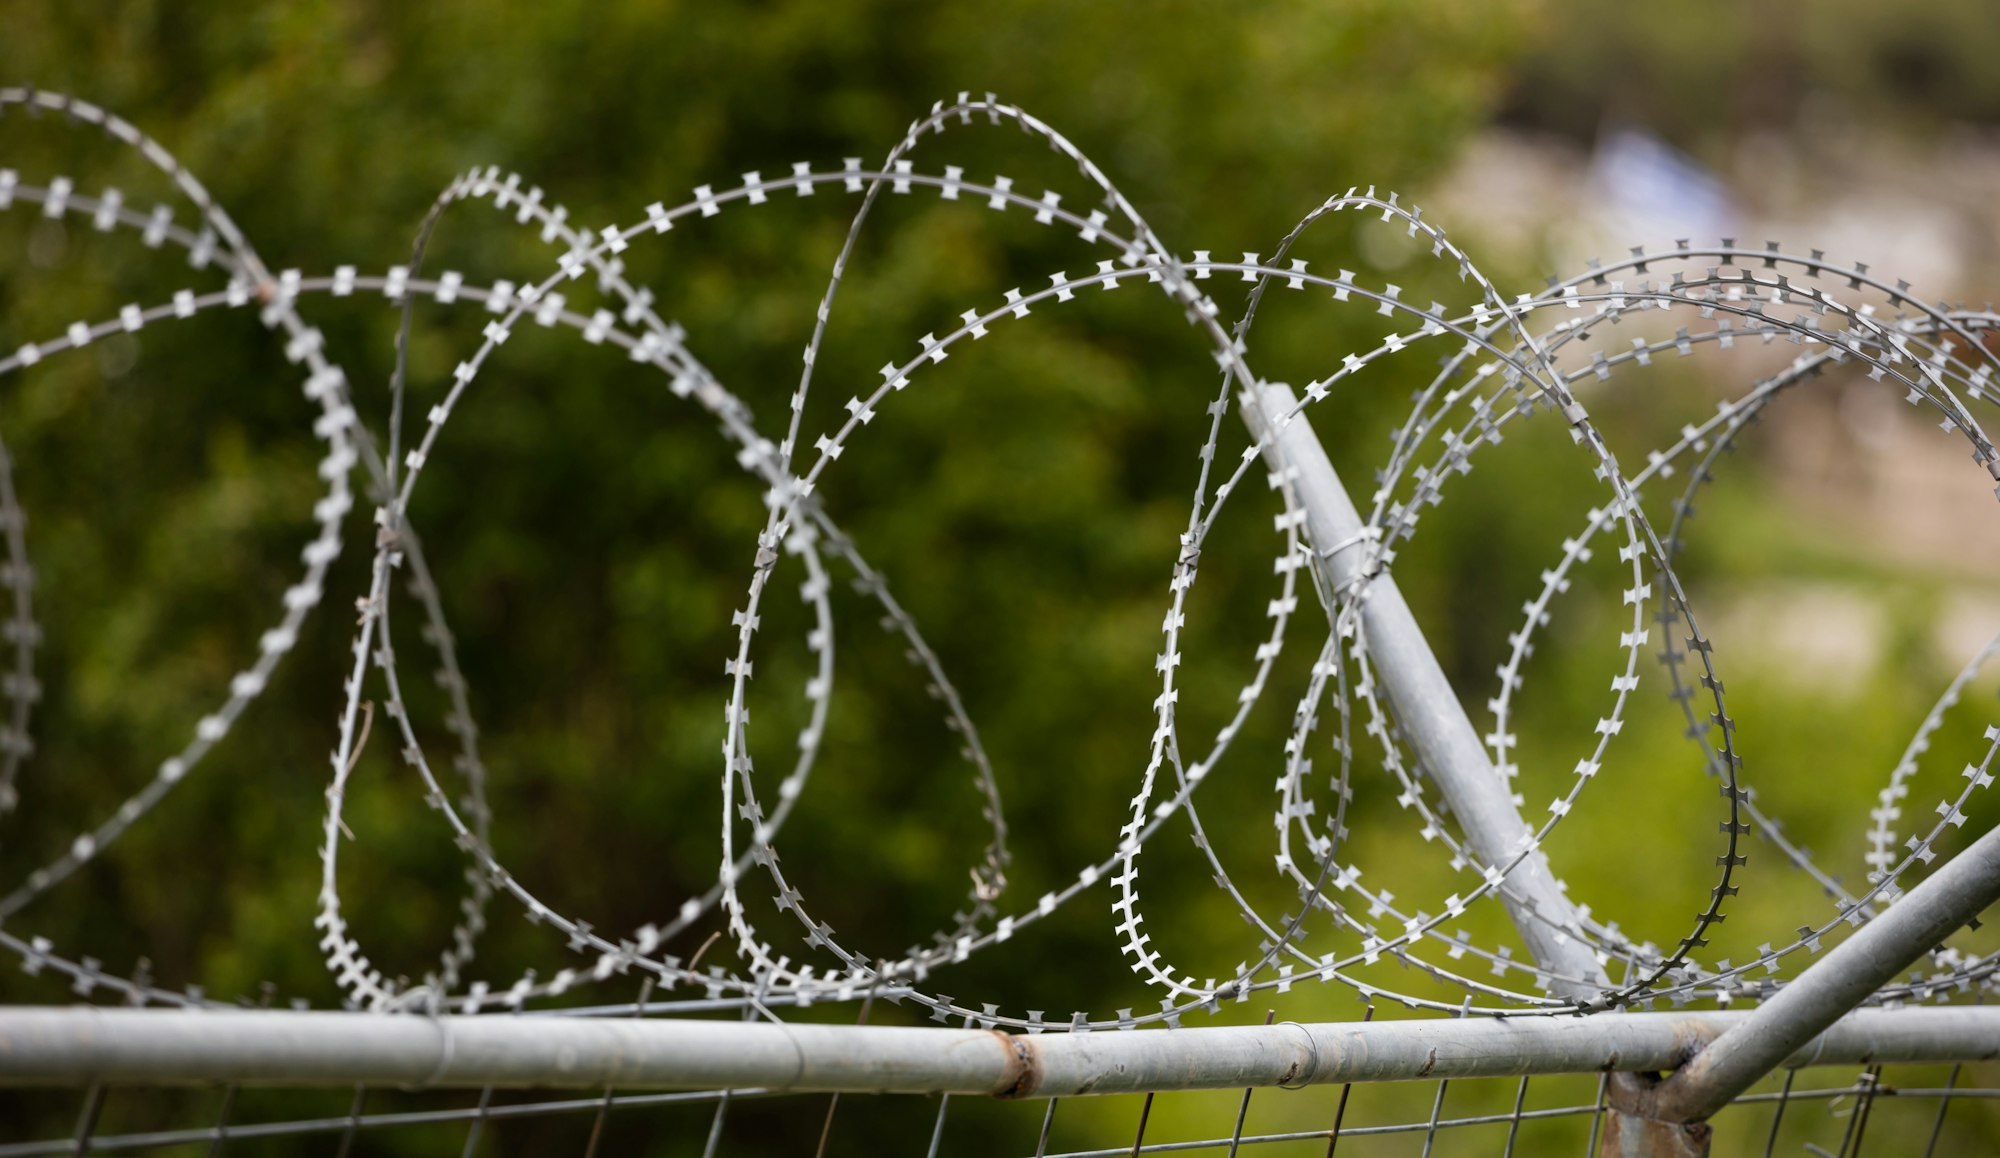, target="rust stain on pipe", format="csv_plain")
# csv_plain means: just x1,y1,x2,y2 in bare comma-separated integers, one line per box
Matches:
1668,1017,1725,1070
1607,1019,1732,1126
990,1031,1041,1099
